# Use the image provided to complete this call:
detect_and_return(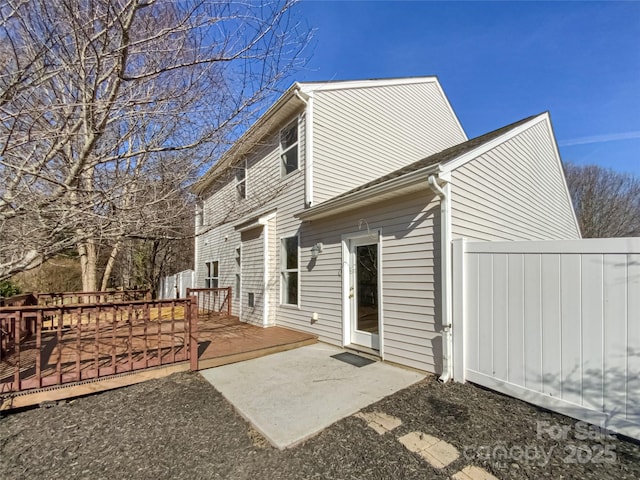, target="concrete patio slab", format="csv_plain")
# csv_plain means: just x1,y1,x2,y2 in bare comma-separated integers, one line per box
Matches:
199,343,425,449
